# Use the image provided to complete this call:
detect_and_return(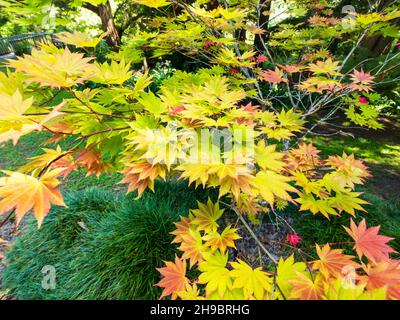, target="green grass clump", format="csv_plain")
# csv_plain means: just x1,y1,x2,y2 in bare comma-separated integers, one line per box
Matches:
66,181,214,300
2,181,214,300
2,188,120,299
